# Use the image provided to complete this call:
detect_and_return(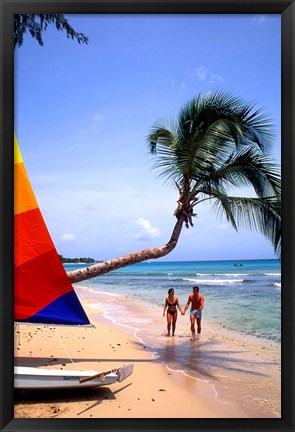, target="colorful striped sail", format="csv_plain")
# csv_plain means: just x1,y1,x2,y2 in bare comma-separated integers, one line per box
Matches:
14,135,90,325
